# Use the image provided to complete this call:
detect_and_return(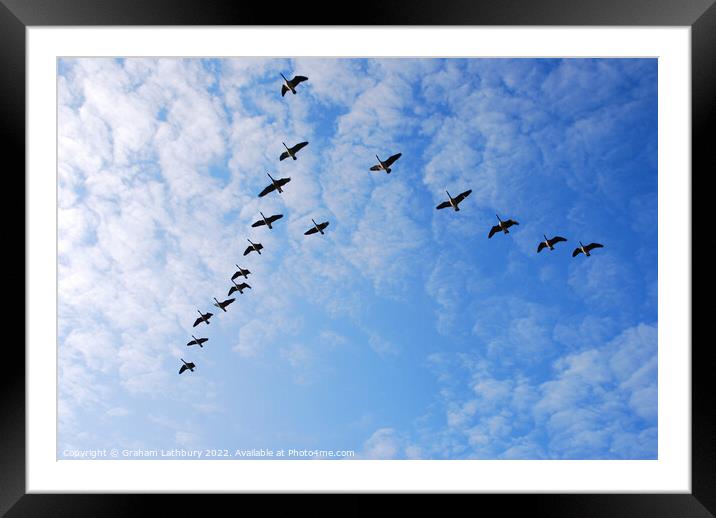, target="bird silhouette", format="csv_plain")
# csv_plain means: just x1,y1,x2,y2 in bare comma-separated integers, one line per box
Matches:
280,73,308,96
